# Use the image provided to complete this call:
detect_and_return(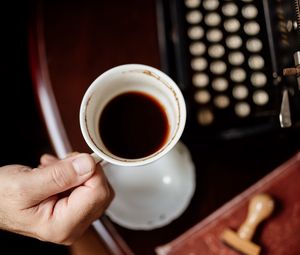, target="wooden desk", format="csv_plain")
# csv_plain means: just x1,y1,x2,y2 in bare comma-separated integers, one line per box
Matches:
28,1,300,254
